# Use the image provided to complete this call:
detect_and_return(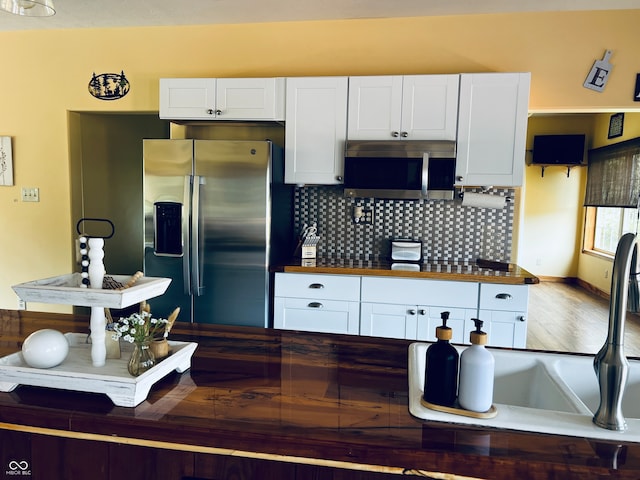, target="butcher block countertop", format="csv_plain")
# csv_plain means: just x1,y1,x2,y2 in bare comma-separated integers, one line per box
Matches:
276,258,539,285
0,310,636,480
